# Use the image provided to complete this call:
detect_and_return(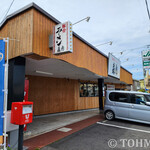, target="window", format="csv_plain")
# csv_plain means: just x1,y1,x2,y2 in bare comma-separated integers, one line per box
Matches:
145,95,150,102
80,84,88,97
87,84,95,97
130,94,147,105
80,83,99,97
94,85,99,96
109,92,128,103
